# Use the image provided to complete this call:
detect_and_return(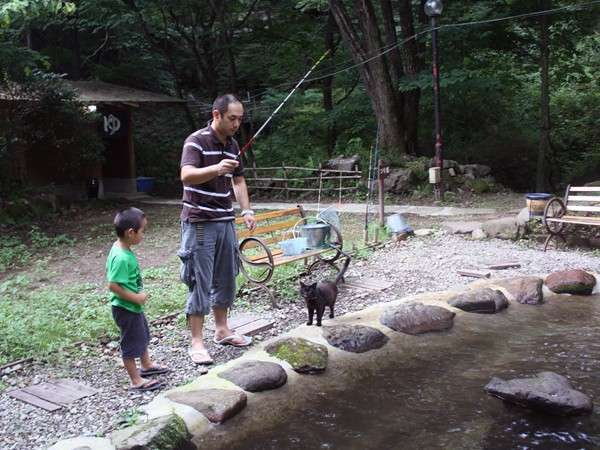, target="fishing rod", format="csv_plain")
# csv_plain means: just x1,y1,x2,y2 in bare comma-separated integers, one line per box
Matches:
239,49,330,156
364,130,379,243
